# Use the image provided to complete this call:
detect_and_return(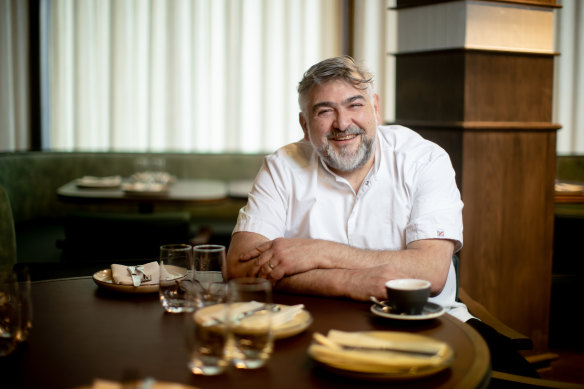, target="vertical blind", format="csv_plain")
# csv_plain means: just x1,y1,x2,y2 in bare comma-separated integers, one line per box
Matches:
2,0,582,154
554,0,584,154
0,0,30,151
48,0,341,153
